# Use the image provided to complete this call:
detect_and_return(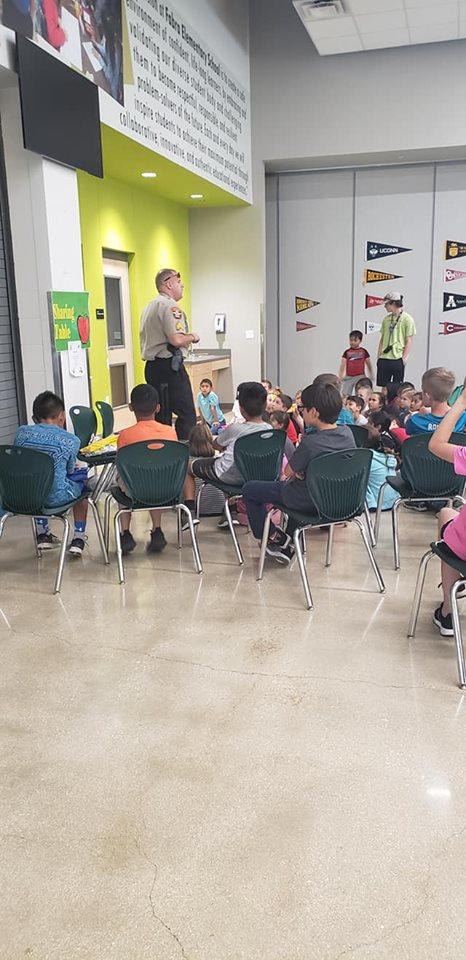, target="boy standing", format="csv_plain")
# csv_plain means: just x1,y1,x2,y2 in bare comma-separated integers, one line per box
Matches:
197,378,226,435
14,391,89,555
406,368,466,436
339,330,373,396
242,382,356,563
